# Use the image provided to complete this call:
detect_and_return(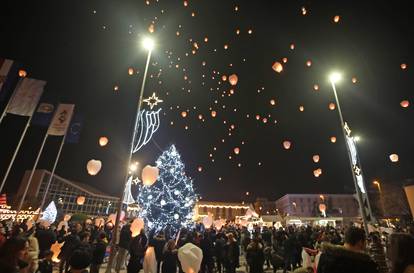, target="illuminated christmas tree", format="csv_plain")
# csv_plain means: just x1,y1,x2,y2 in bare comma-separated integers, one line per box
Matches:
136,145,196,234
